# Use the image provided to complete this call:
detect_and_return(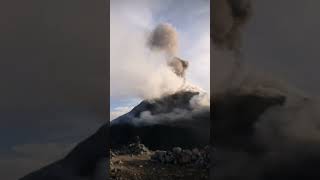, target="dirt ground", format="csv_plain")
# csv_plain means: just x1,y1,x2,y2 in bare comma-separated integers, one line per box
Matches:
110,152,209,180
